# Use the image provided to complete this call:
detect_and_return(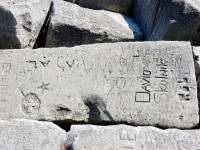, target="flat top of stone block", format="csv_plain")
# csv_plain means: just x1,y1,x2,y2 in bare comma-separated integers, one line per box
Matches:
0,0,42,5
67,124,200,150
0,41,198,128
0,119,66,150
